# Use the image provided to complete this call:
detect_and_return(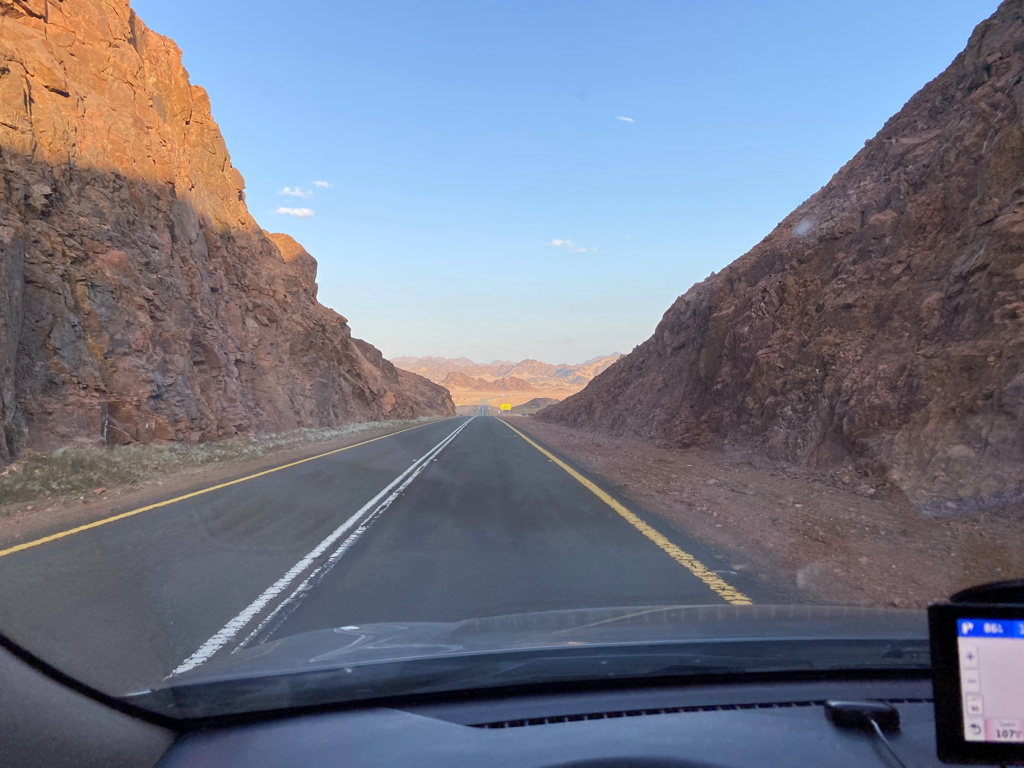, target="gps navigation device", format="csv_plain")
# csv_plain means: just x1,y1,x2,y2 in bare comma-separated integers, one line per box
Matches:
930,598,1024,765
